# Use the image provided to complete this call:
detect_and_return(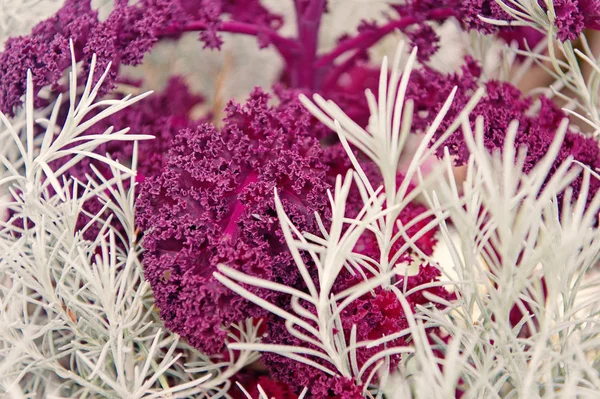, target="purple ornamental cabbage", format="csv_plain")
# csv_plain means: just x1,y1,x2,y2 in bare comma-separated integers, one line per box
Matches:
0,0,283,115
0,0,180,115
401,56,600,204
135,89,330,354
458,0,600,41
